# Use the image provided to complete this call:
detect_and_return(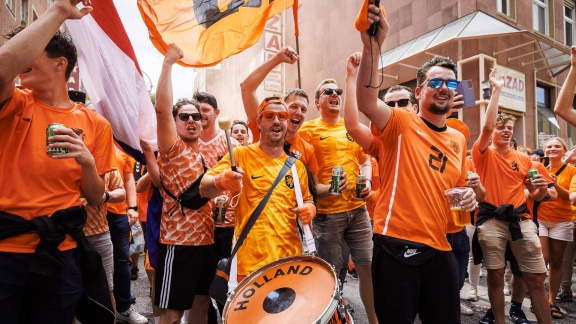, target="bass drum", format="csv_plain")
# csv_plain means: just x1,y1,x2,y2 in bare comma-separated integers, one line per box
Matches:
223,255,352,323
